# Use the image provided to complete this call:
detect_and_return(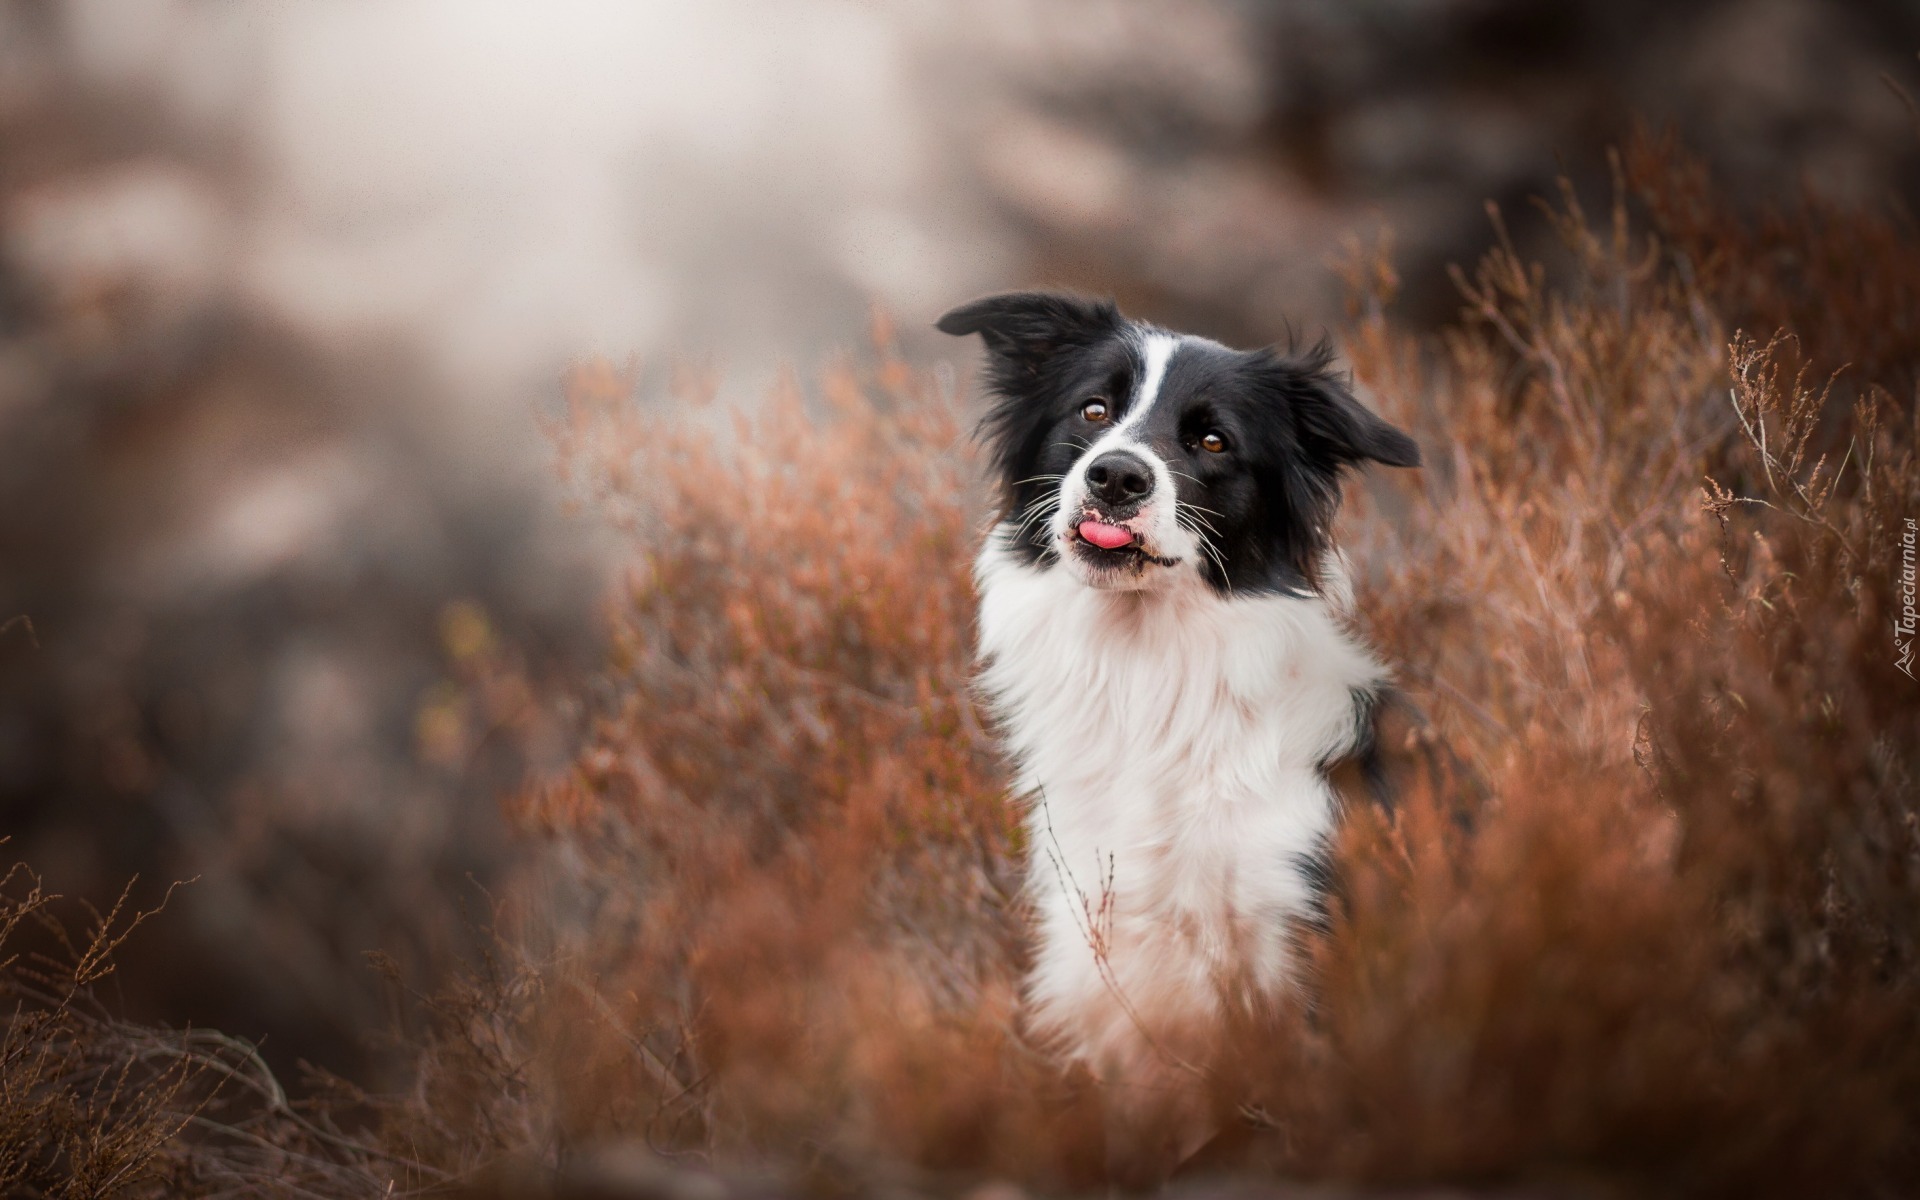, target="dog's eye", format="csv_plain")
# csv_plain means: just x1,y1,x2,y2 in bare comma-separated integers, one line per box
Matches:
1200,431,1228,453
1081,399,1109,423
